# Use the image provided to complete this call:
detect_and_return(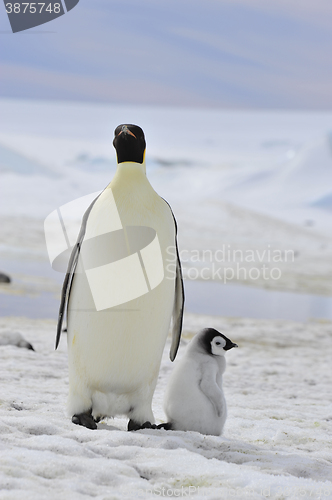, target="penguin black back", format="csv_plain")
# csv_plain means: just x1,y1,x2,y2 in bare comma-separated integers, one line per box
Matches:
199,328,238,355
113,124,146,164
